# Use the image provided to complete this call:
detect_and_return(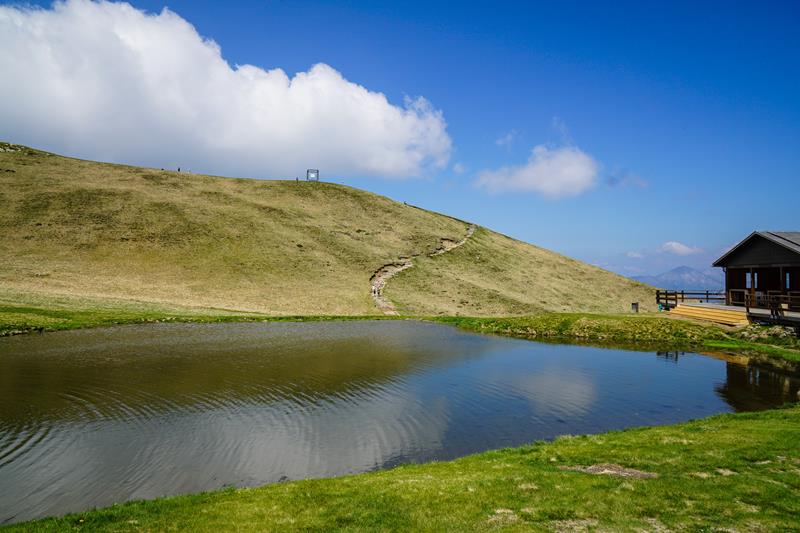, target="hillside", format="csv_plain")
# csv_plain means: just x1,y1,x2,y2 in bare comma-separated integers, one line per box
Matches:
0,143,655,316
